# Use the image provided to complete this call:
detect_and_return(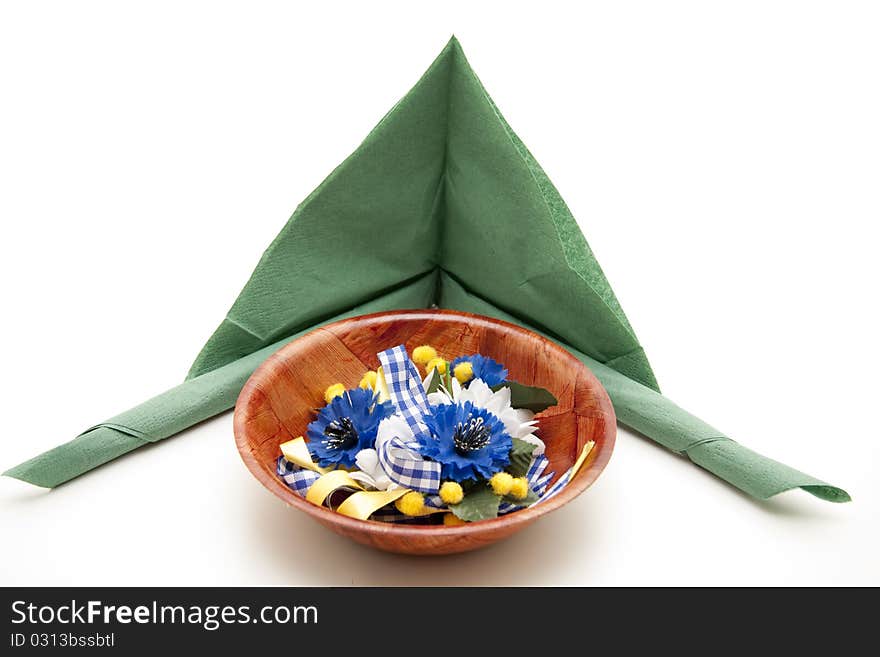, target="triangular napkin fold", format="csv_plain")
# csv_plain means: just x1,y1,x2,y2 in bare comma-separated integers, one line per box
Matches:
5,38,848,503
